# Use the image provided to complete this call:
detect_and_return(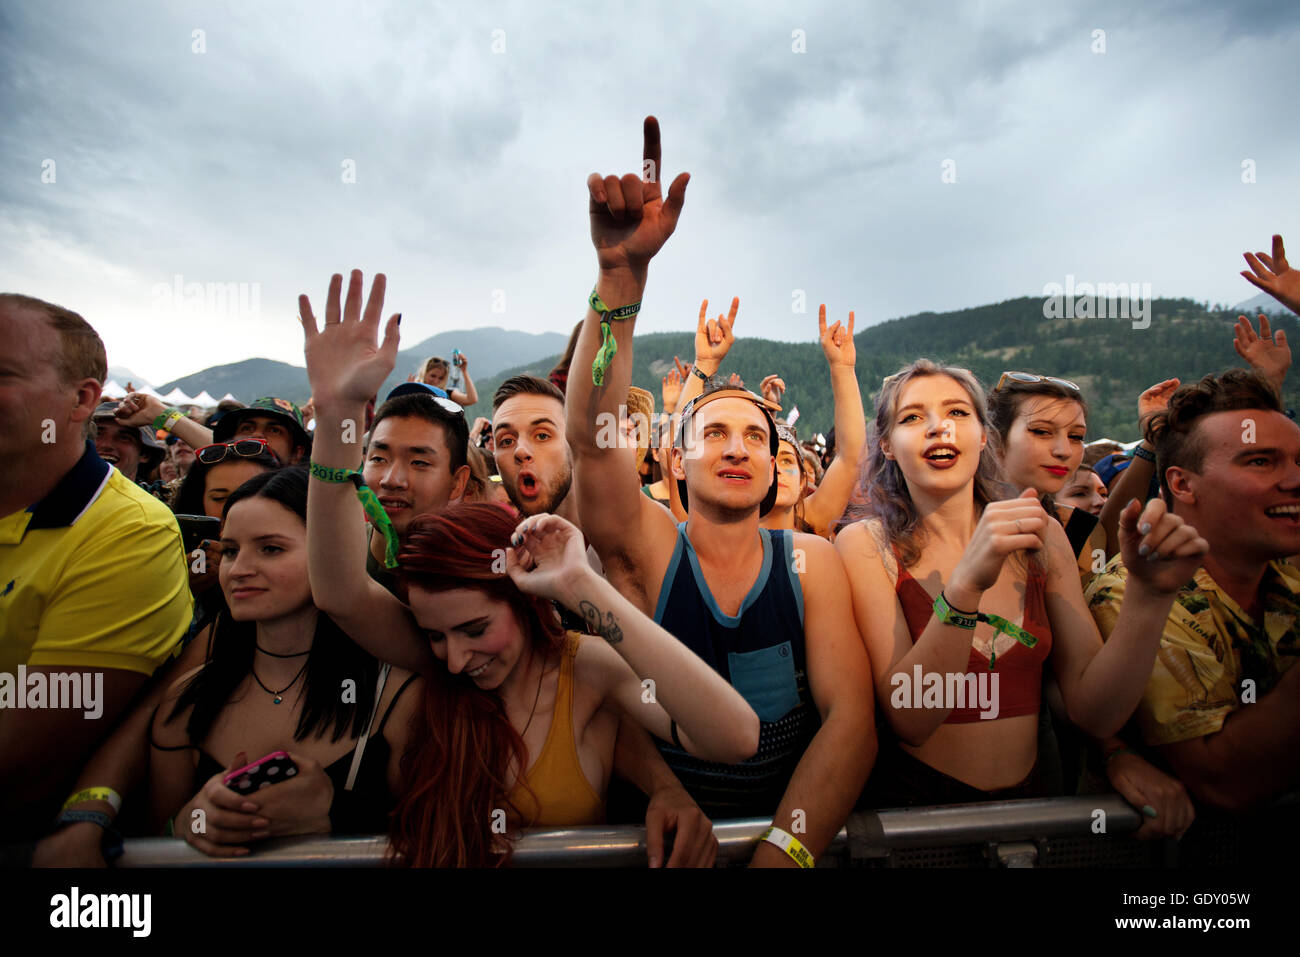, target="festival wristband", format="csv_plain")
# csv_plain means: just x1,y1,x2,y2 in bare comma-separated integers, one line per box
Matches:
62,787,122,814
589,289,642,387
759,826,815,869
978,611,1039,668
933,592,978,630
1131,444,1155,463
309,461,401,569
53,810,125,861
152,408,185,433
692,365,711,382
